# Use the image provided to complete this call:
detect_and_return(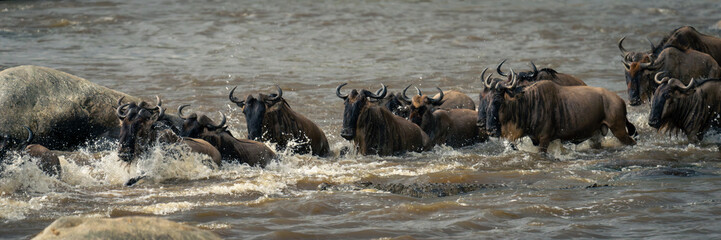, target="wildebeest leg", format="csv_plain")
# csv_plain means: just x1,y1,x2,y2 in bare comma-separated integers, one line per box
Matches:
537,138,551,153
589,131,603,149
610,124,636,145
